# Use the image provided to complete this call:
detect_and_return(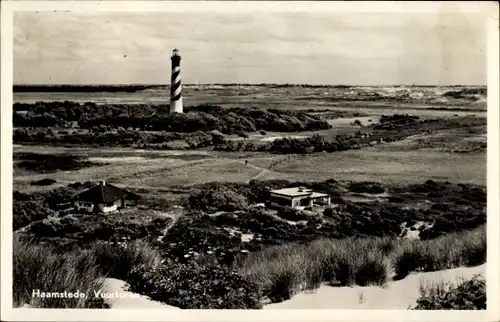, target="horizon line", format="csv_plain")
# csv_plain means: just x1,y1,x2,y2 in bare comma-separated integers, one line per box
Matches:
13,83,487,87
